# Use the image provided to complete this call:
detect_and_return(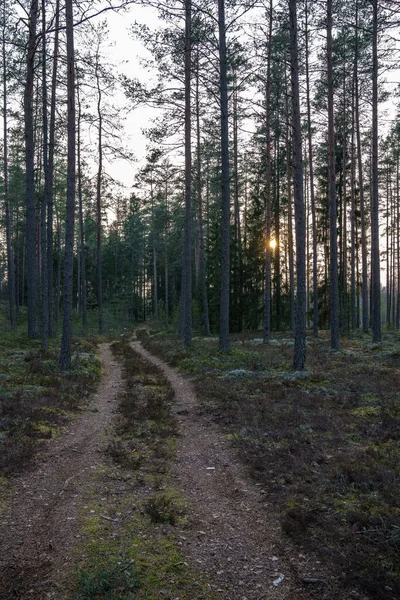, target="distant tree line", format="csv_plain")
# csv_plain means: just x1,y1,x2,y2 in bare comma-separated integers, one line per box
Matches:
1,0,400,369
